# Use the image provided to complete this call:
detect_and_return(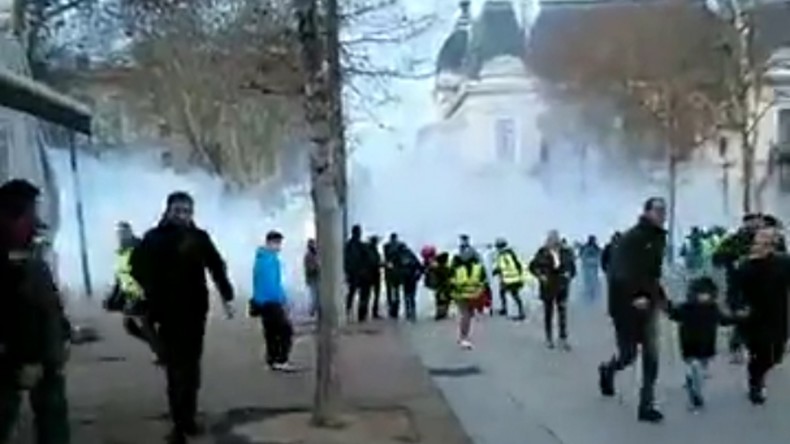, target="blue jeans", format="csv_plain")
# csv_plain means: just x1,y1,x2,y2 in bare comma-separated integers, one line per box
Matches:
307,283,318,317
581,267,600,303
685,358,709,402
